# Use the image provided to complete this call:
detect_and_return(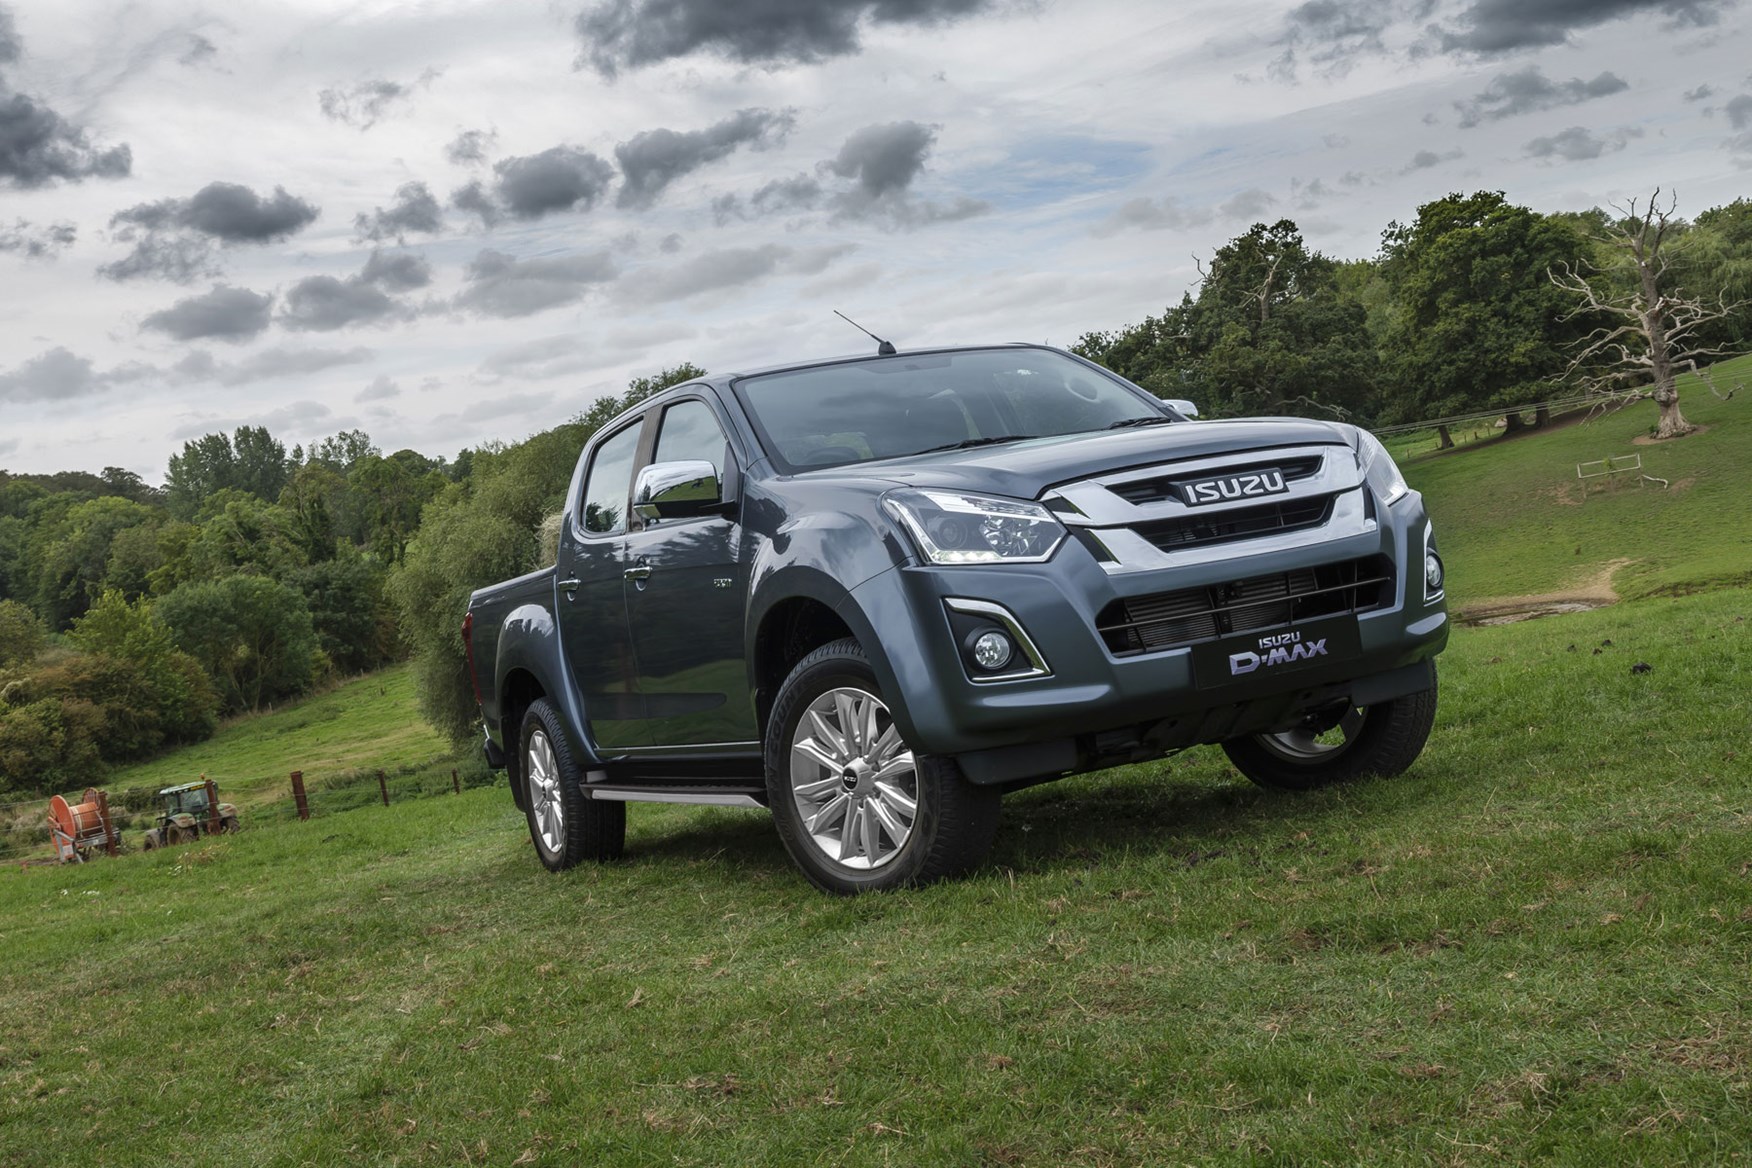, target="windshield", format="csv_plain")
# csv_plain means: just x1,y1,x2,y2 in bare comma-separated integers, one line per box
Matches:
732,348,1169,472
